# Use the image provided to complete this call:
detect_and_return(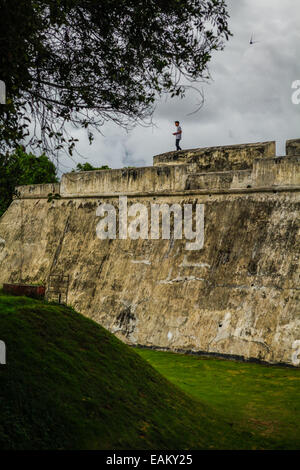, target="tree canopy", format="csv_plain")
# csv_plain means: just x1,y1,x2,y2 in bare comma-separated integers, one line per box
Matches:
72,162,111,172
0,147,58,216
0,0,231,158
